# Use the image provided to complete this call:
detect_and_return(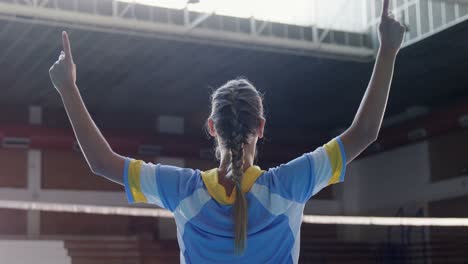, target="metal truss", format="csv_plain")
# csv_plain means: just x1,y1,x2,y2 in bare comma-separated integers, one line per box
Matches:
366,0,468,49
0,0,374,62
0,0,465,61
